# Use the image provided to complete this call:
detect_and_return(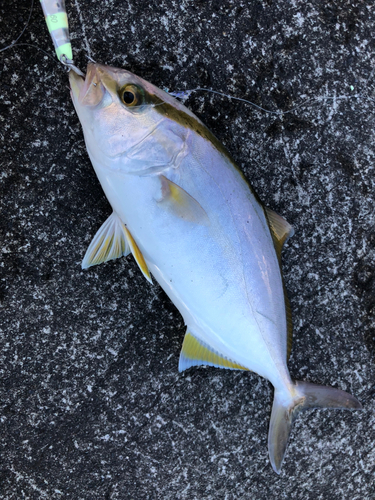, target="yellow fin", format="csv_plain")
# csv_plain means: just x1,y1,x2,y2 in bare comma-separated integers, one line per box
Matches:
123,226,152,284
82,212,130,269
264,207,294,262
178,331,249,372
158,175,209,225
